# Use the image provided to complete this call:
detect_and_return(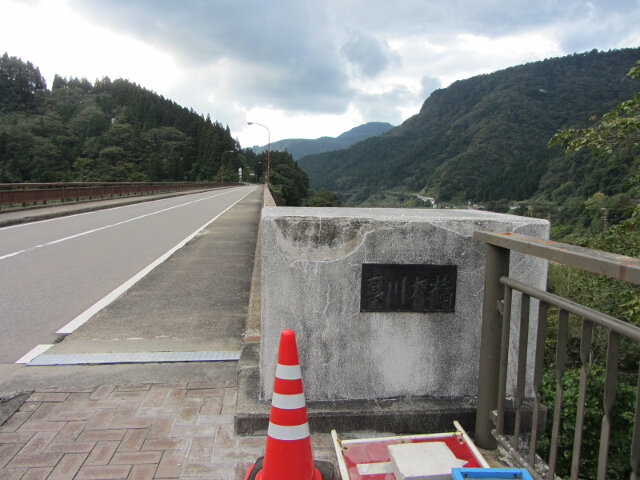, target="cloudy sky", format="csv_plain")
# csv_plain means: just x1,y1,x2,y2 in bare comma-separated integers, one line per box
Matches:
2,1,639,146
